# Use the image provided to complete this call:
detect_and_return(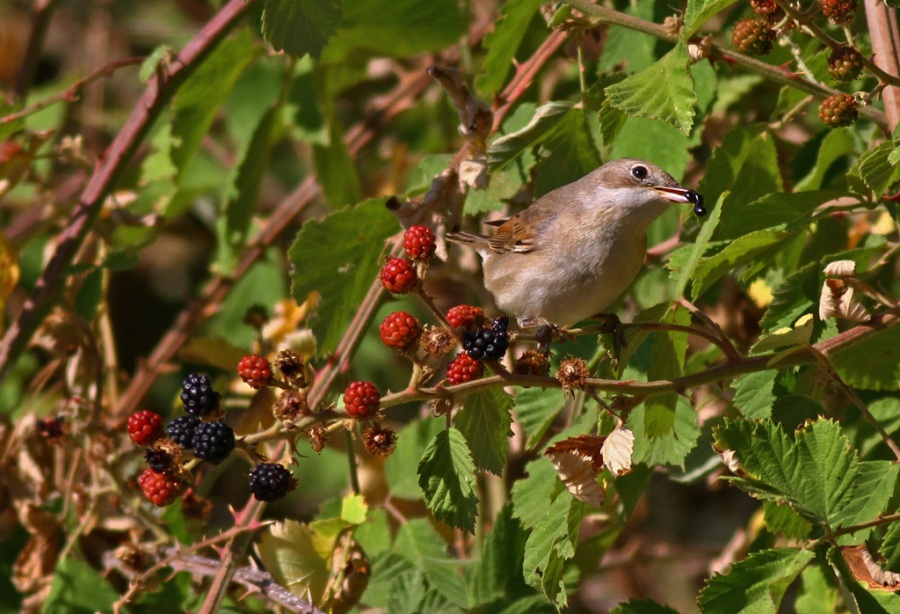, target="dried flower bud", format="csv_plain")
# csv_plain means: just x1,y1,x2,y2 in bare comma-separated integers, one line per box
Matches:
421,324,458,359
557,357,588,392
514,349,551,377
274,389,310,422
362,423,398,457
275,350,308,387
308,426,327,453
